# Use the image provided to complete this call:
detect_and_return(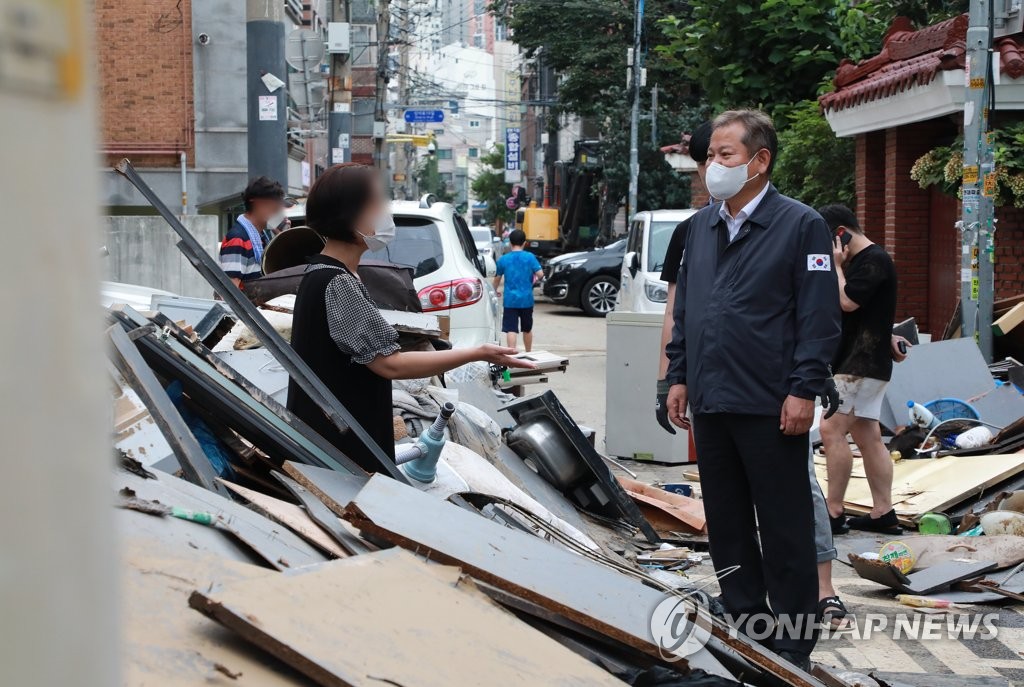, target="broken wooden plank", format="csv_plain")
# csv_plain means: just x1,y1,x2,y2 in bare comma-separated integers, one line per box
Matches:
994,302,1024,337
189,548,629,687
281,462,367,517
271,470,370,556
217,480,348,559
116,465,327,570
815,453,1024,524
121,538,306,686
342,474,824,687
